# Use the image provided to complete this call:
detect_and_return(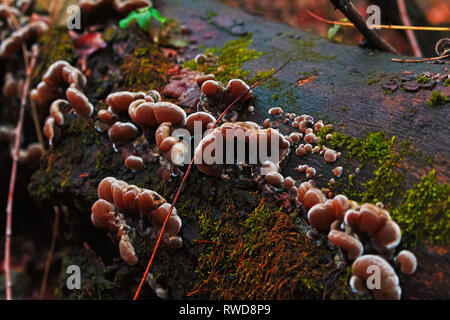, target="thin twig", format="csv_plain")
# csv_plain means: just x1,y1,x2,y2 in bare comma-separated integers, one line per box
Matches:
397,0,422,57
6,4,45,150
132,59,292,300
39,205,60,300
329,0,397,53
3,44,39,300
306,10,450,32
390,53,449,63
